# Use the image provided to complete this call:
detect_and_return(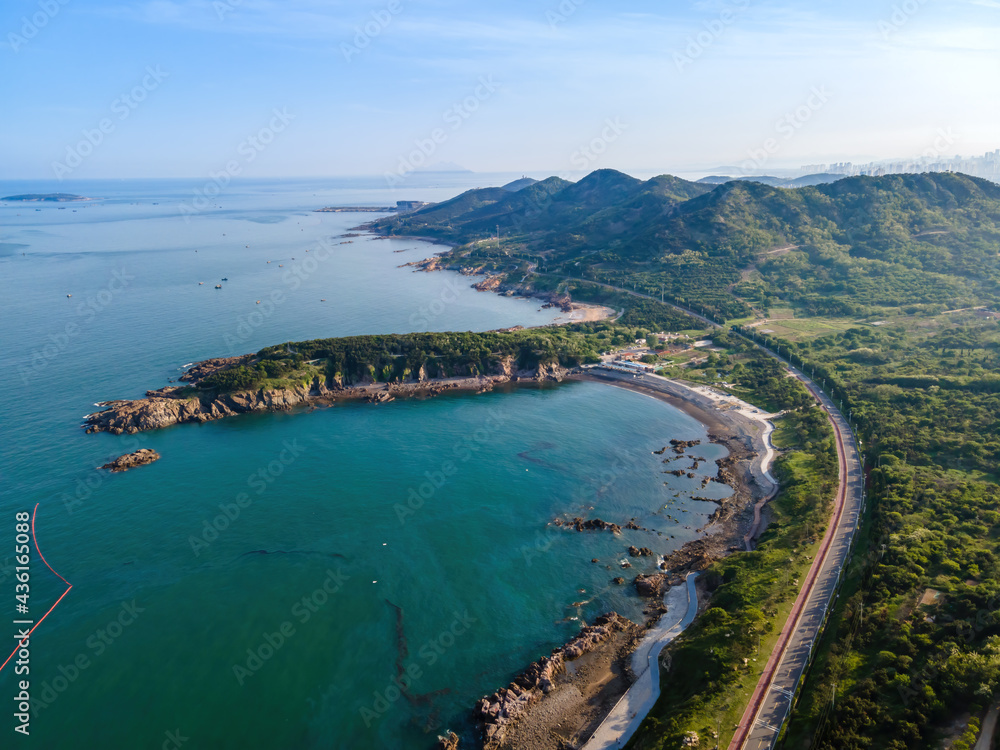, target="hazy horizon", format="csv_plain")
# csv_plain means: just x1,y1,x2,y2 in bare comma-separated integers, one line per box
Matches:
3,0,999,183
